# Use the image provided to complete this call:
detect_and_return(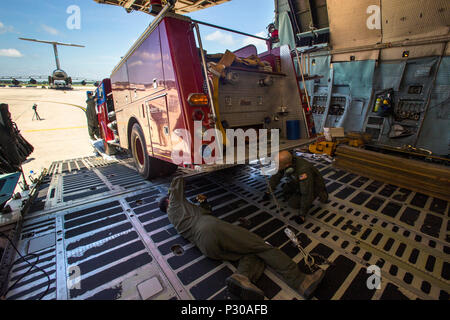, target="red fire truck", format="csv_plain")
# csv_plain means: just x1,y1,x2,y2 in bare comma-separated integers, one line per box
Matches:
95,78,118,155
108,0,313,179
